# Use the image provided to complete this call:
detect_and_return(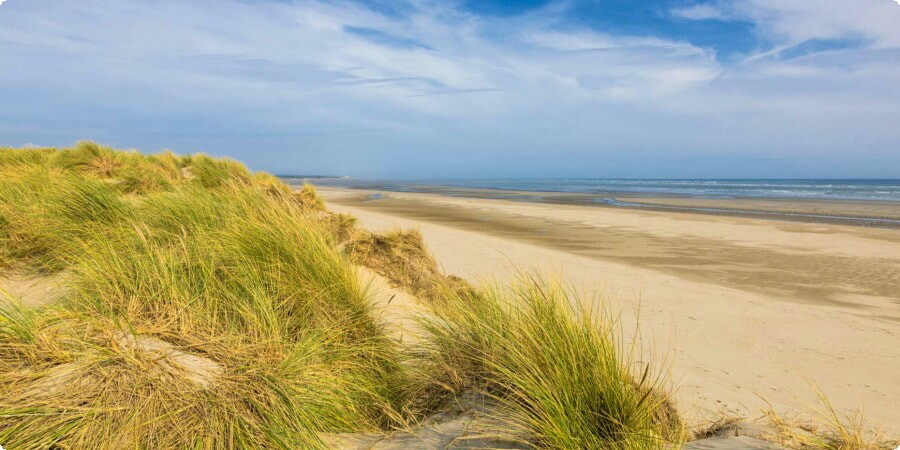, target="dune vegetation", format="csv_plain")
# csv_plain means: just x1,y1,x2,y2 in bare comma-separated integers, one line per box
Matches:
0,142,682,449
2,143,890,449
420,278,685,448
